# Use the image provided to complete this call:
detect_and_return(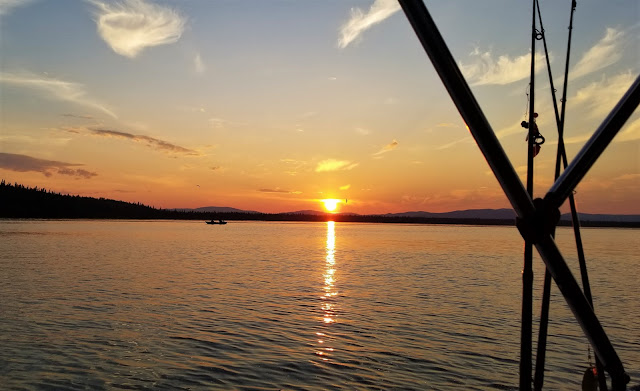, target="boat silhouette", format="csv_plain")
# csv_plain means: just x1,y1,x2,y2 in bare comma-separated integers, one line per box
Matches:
205,219,227,225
